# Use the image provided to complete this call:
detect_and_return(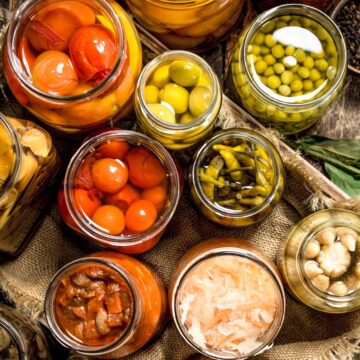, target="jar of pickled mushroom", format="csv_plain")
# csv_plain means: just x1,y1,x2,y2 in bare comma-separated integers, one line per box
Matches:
57,129,180,254
45,252,167,358
0,113,60,256
188,129,285,227
230,4,347,134
0,304,52,359
169,238,286,359
278,209,360,313
135,51,222,151
2,0,141,135
125,0,246,50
